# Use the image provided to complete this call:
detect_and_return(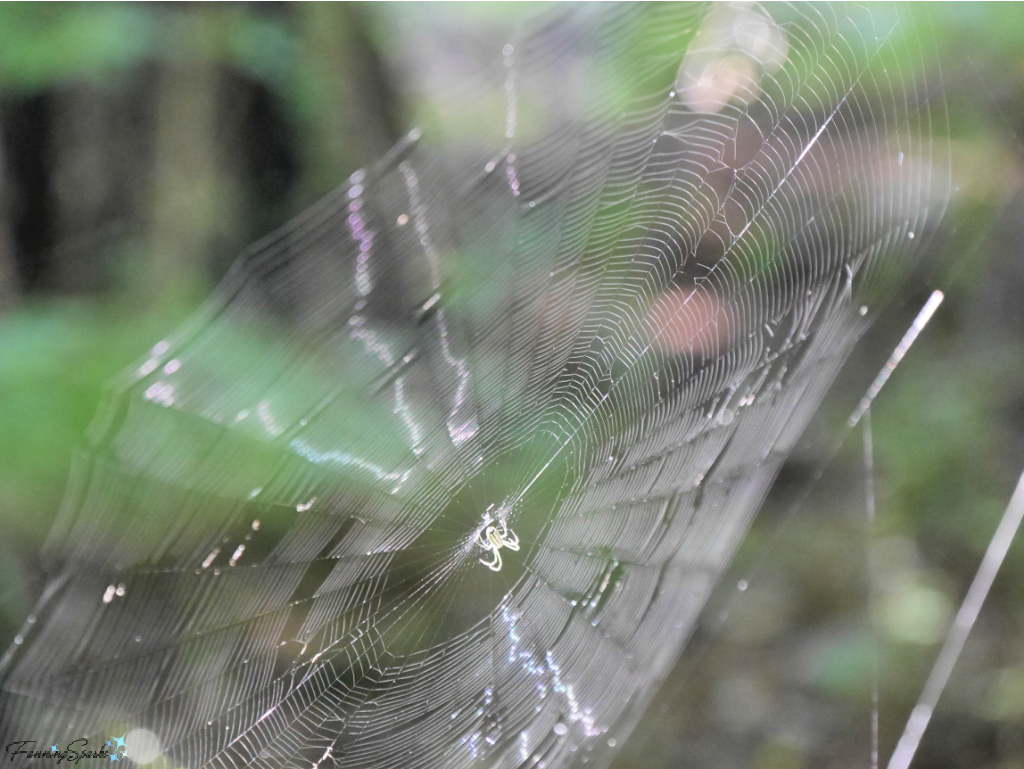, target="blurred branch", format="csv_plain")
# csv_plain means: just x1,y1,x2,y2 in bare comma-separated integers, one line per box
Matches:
147,9,235,303
0,110,18,311
293,3,400,200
